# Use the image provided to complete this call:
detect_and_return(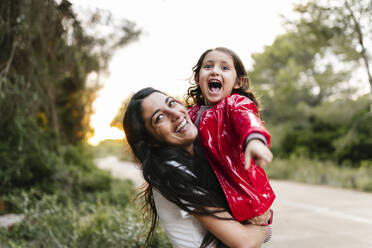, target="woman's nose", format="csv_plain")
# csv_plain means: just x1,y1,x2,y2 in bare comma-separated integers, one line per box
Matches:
167,109,182,121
